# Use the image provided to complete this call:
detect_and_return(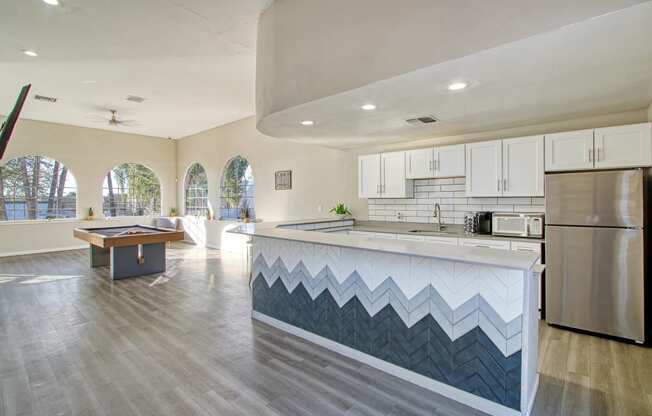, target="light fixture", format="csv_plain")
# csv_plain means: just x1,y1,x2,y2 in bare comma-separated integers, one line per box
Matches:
300,120,315,126
361,104,376,111
42,0,59,5
22,50,38,57
448,82,467,91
